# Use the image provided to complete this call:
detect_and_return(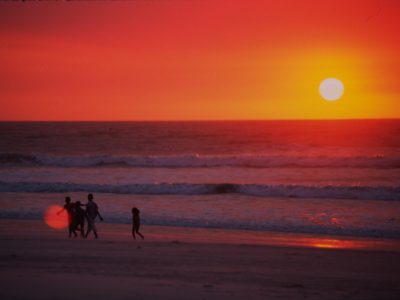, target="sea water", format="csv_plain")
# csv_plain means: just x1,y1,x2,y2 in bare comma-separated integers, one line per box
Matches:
0,120,399,238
